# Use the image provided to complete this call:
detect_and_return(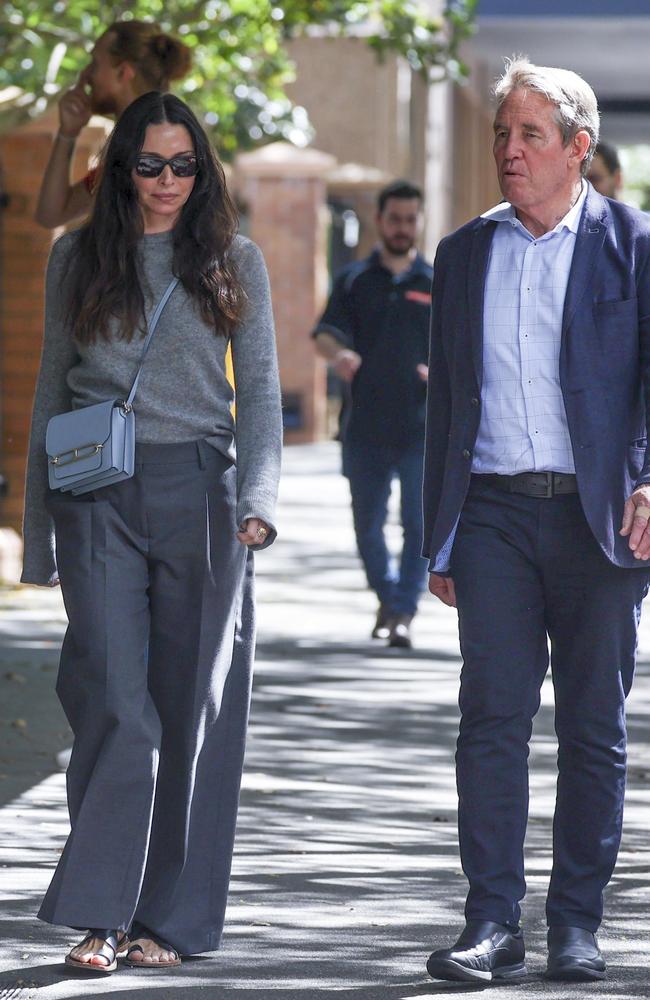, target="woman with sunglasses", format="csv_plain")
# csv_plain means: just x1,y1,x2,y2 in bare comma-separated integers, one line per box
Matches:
22,91,282,973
